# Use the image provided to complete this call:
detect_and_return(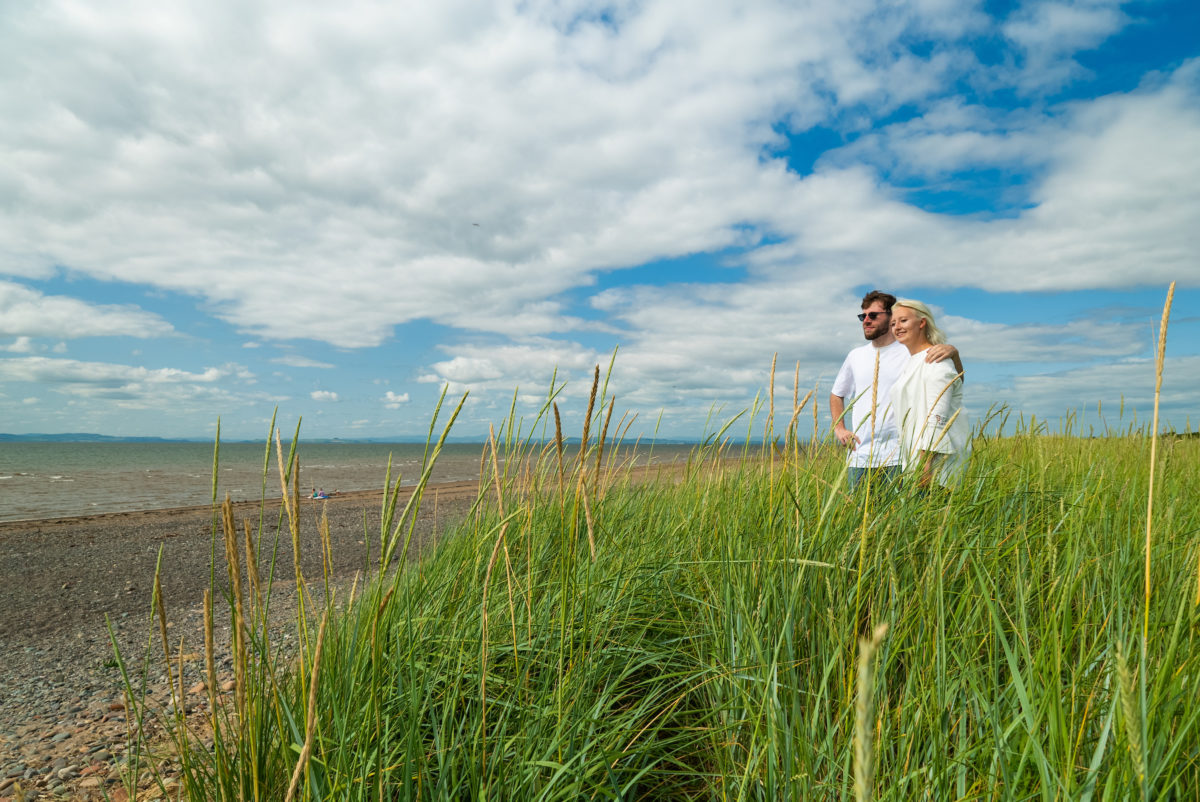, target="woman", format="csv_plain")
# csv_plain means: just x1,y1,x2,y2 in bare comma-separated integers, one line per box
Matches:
888,300,970,488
